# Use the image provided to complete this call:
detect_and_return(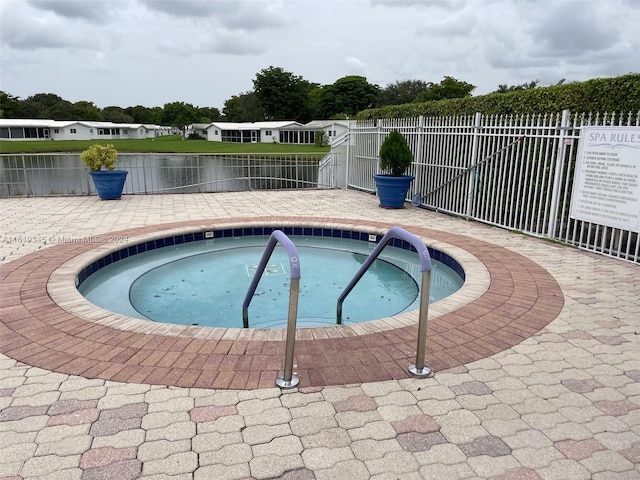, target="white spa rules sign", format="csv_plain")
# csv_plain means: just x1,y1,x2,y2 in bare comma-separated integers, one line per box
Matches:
570,126,640,233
